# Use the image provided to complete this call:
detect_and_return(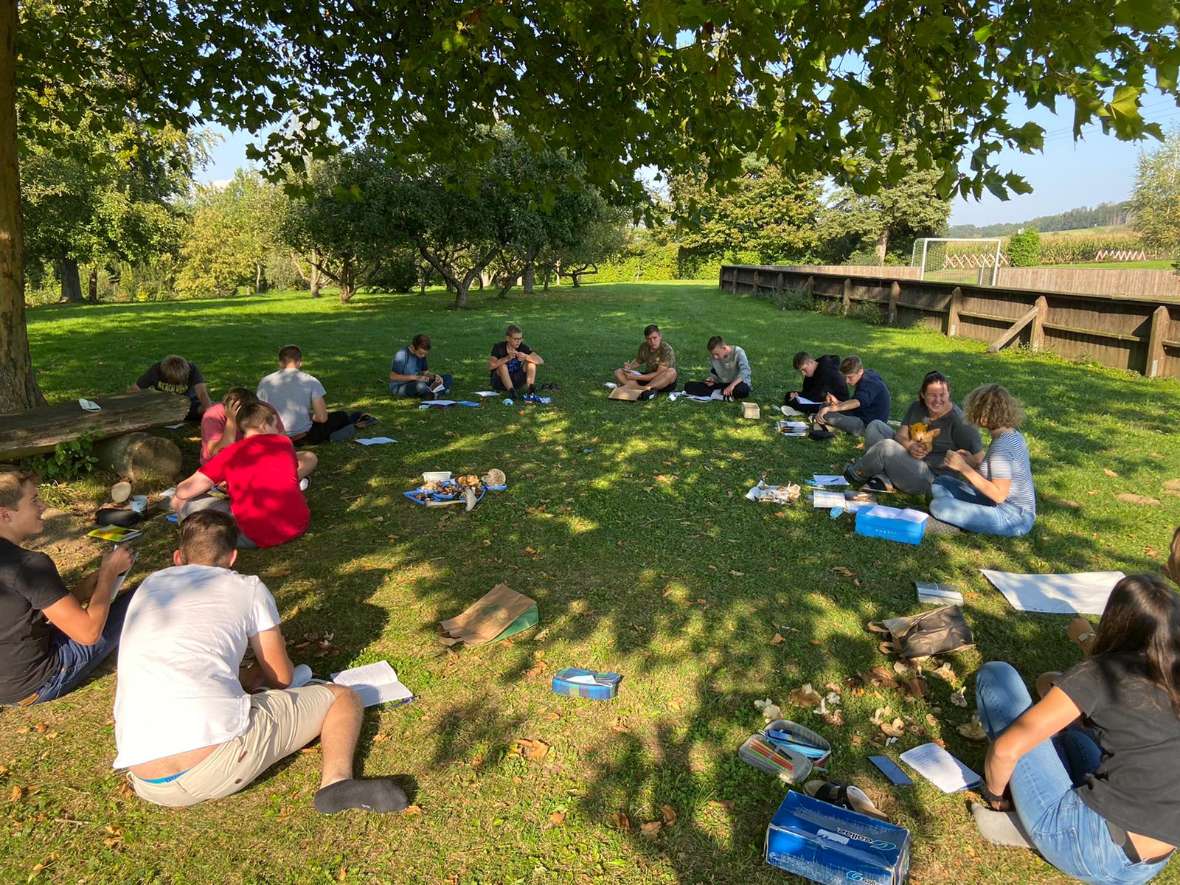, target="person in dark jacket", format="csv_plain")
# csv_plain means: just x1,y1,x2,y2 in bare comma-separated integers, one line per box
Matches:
786,352,849,413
